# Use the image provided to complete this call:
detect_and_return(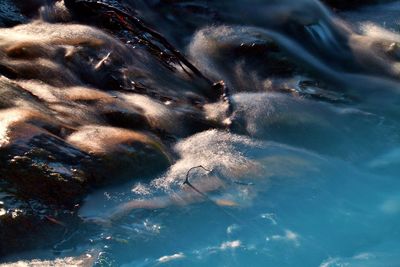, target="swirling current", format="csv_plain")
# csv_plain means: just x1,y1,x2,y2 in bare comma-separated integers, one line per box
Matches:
0,0,400,266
